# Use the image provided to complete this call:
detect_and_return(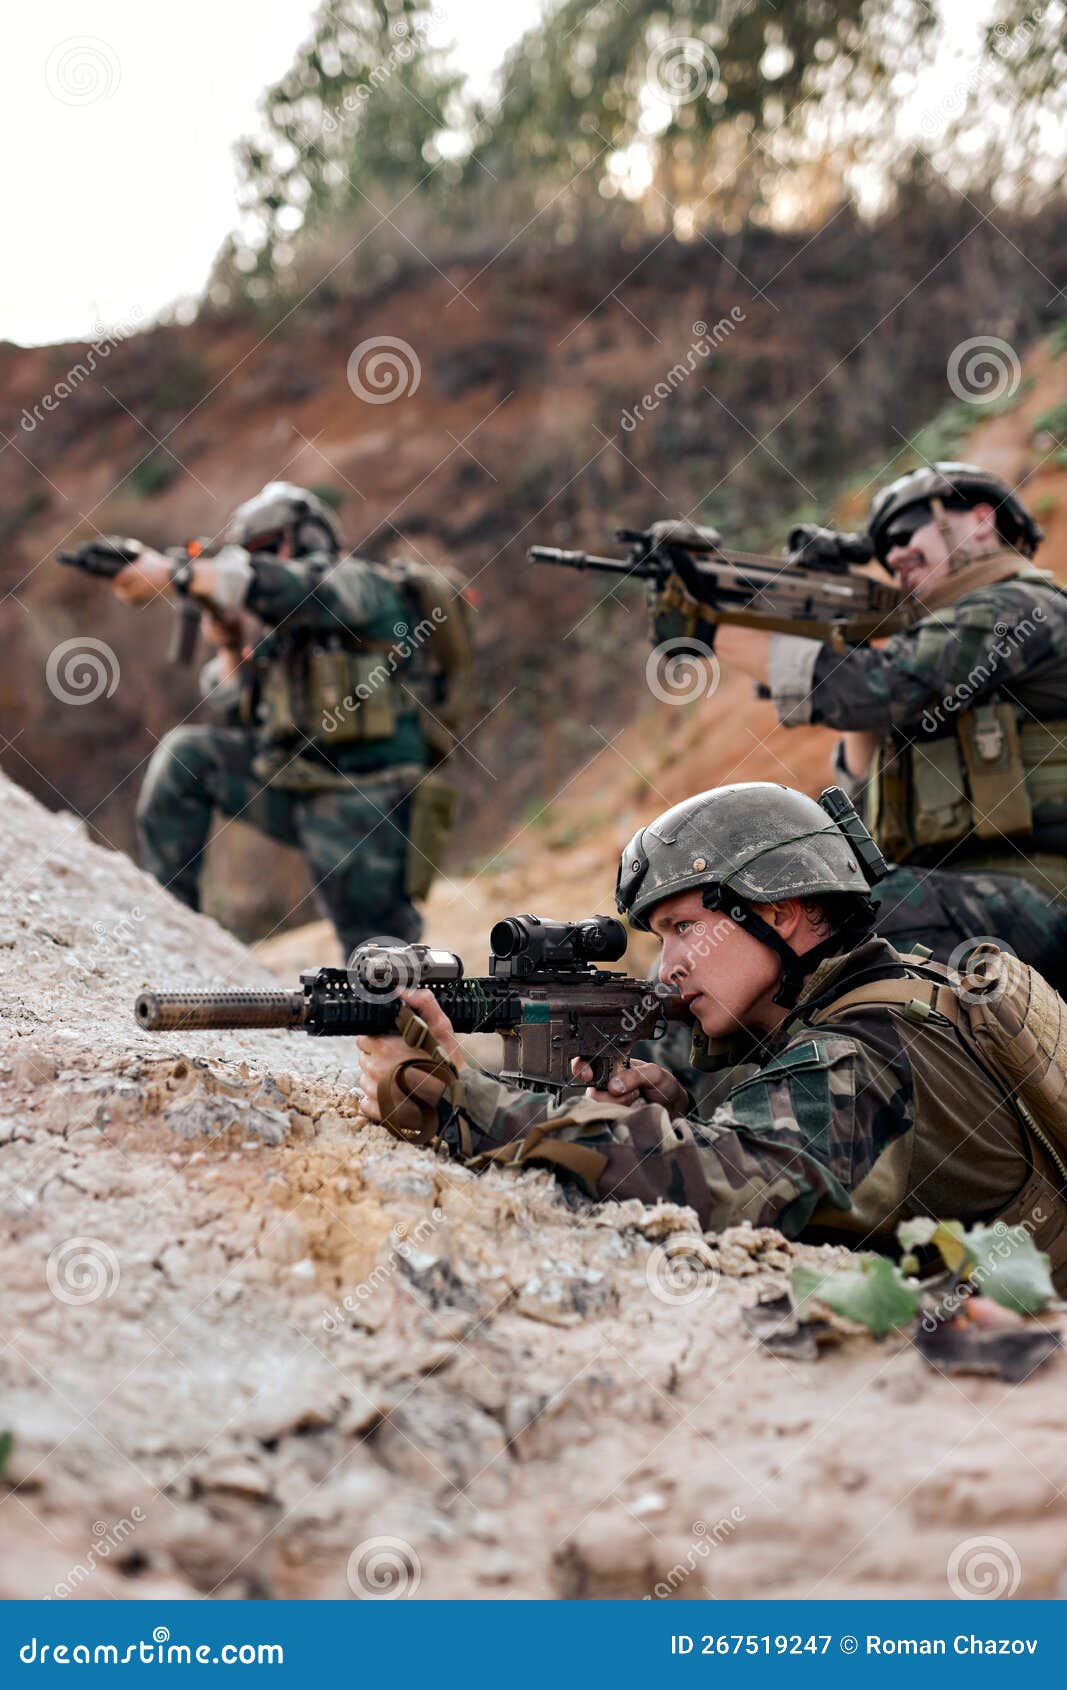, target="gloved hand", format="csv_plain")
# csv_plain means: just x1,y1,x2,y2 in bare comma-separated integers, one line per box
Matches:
646,518,724,554
644,519,722,651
